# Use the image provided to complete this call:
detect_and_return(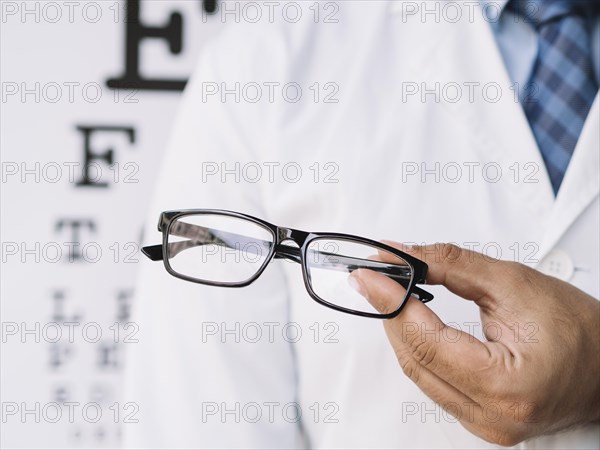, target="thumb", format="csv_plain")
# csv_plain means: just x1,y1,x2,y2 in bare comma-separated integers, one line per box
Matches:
350,266,493,397
350,267,442,324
